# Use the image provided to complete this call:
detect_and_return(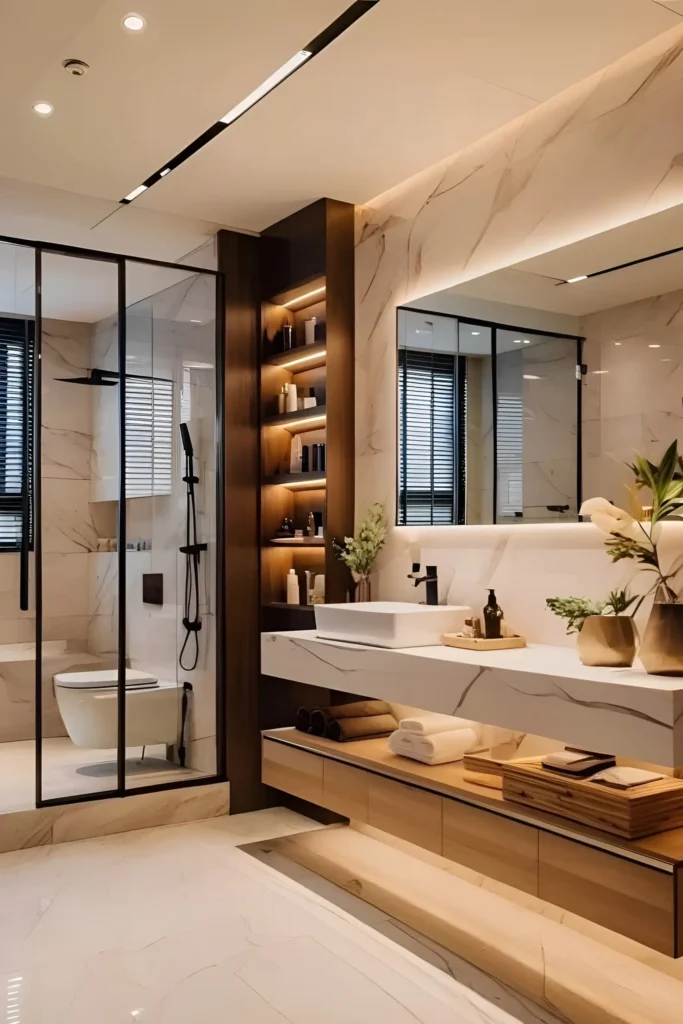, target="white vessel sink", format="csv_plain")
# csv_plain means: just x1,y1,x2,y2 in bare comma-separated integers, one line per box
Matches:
314,602,471,648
